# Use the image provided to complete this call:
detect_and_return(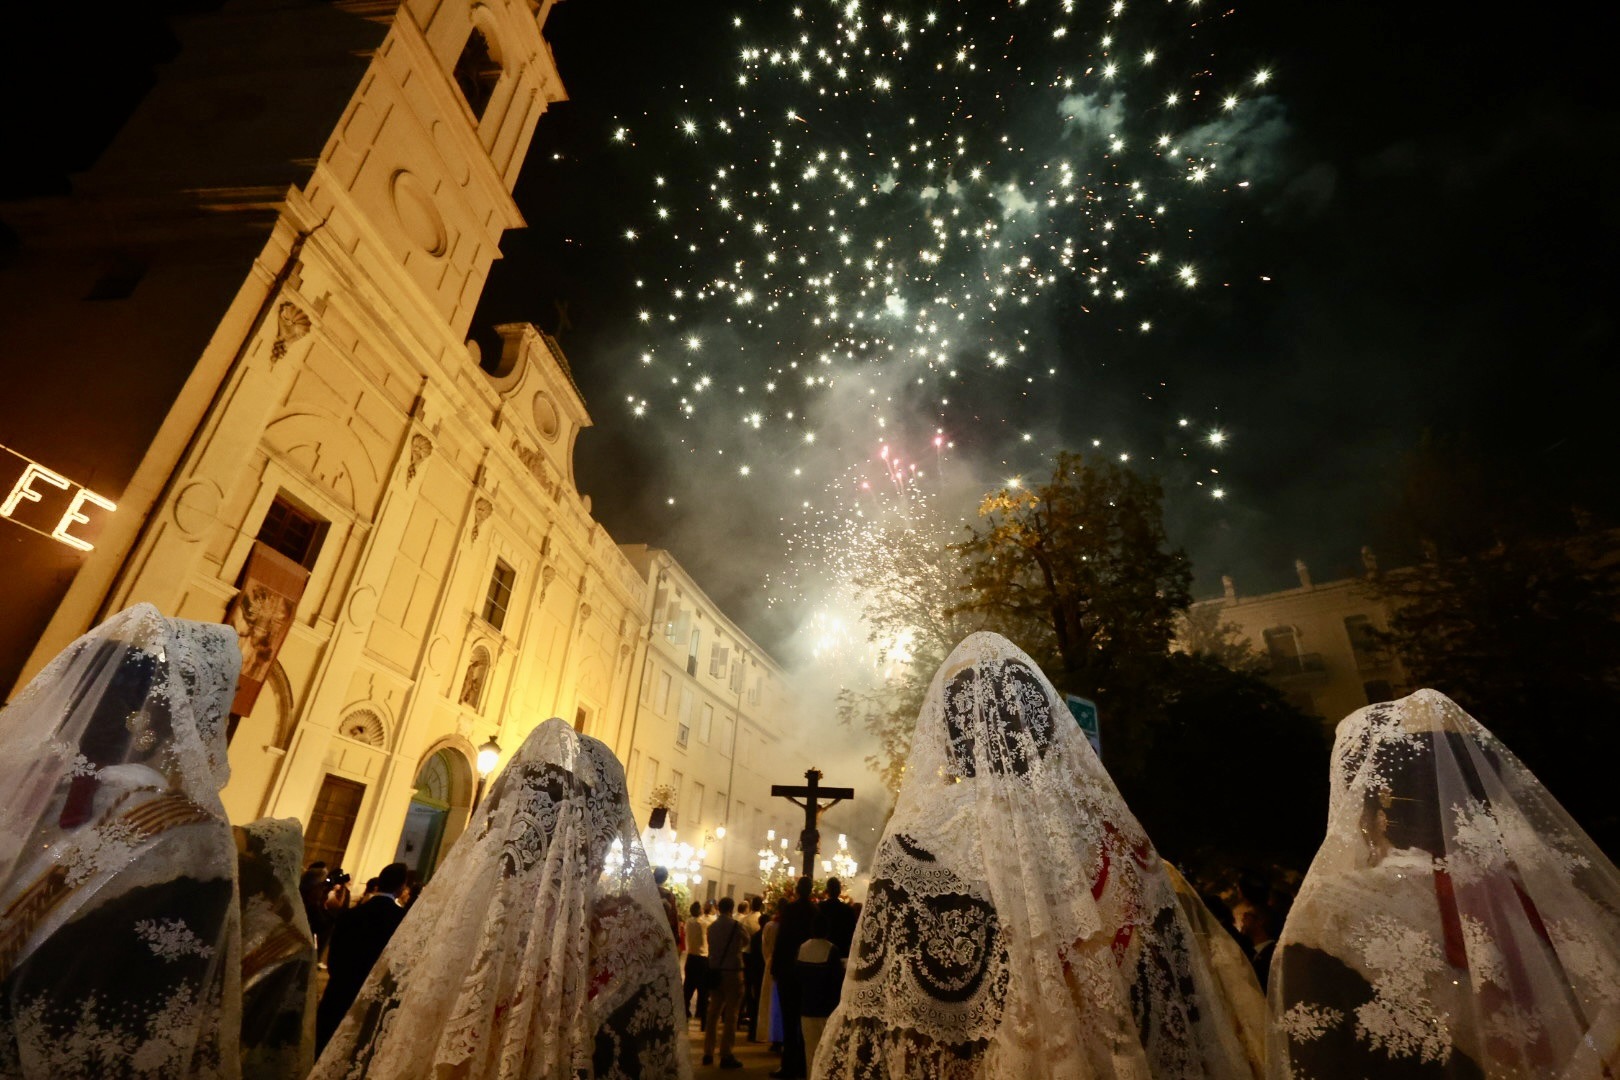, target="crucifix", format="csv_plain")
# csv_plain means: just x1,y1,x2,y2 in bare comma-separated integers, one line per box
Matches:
771,766,855,881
